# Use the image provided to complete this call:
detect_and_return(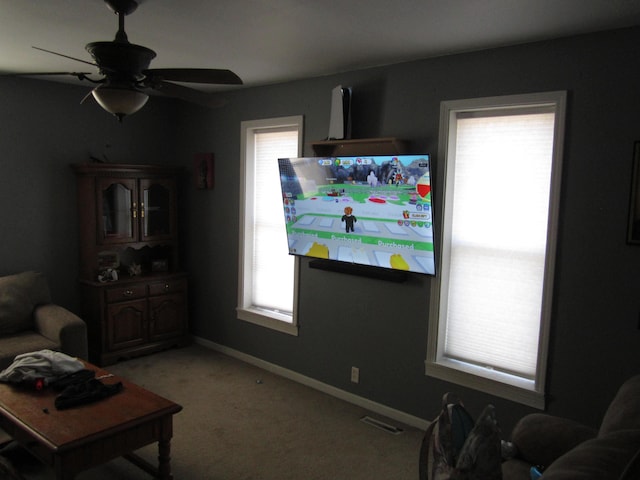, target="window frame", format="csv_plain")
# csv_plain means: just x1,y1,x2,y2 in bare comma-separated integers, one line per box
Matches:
425,92,567,409
237,115,304,336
